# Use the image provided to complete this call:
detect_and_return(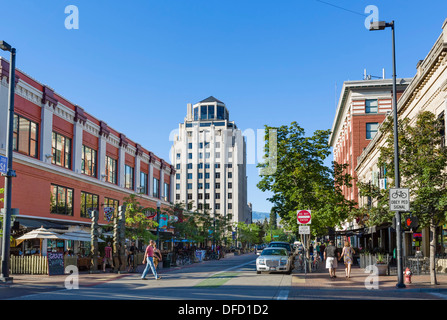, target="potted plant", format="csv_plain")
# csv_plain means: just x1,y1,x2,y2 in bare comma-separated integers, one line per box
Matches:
375,253,388,276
